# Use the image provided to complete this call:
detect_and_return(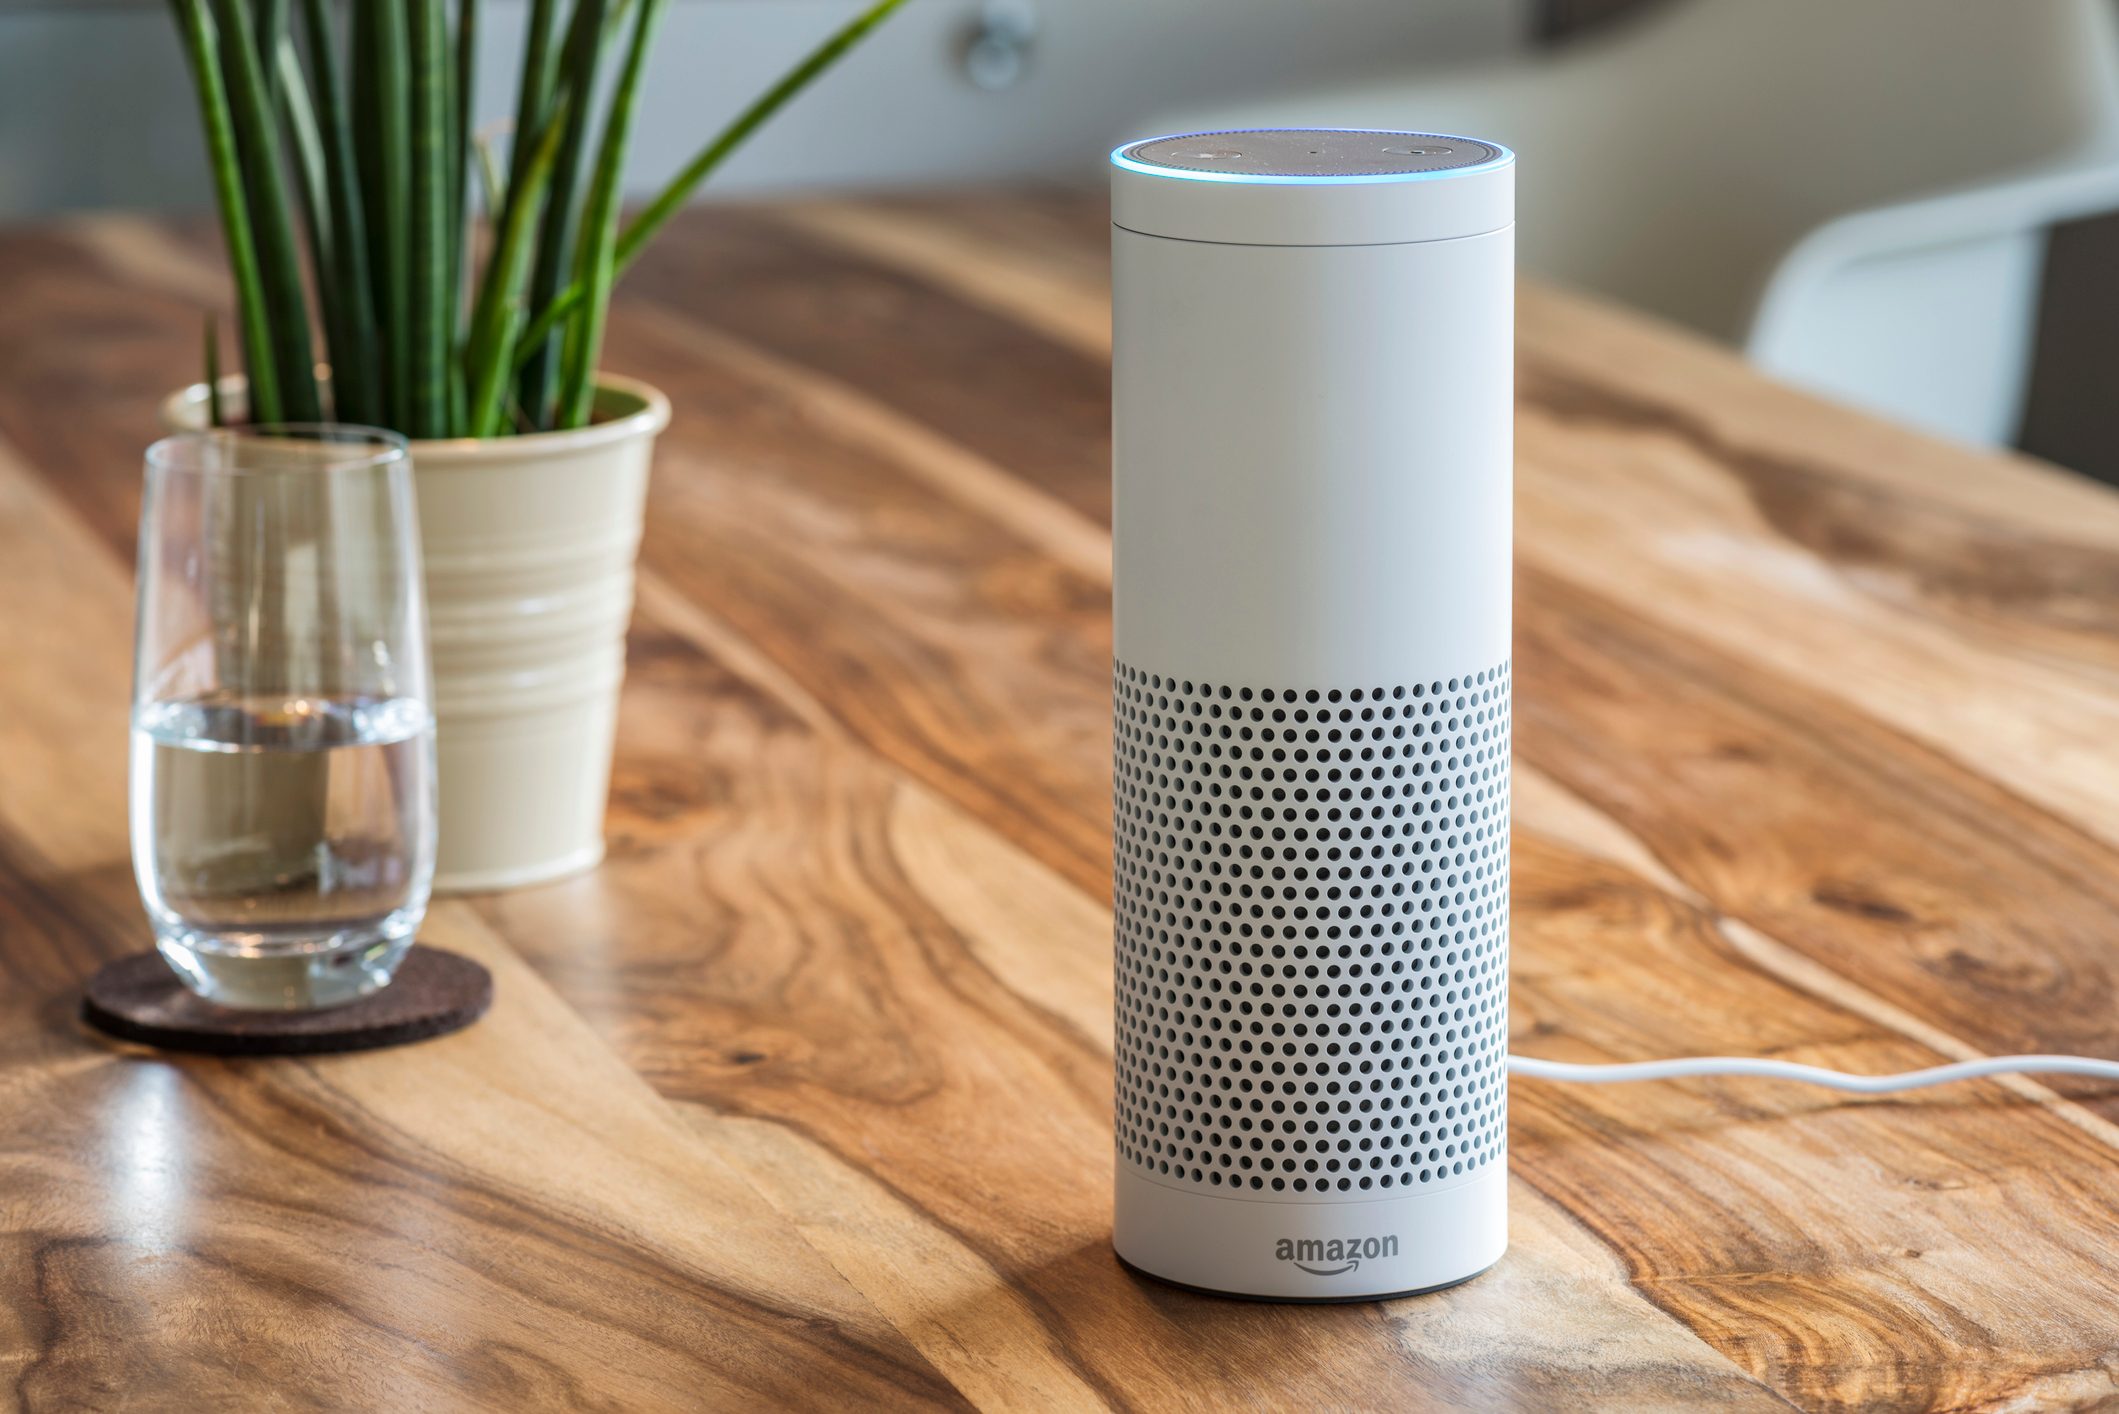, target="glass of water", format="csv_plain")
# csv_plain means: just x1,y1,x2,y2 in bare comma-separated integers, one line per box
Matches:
131,425,435,1009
